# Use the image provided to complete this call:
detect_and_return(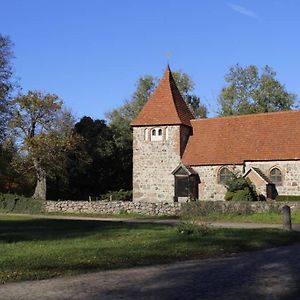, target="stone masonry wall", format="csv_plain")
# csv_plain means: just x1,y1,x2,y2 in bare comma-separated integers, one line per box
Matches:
44,201,181,216
44,200,300,215
193,161,300,201
133,125,189,203
245,161,300,196
193,165,244,201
